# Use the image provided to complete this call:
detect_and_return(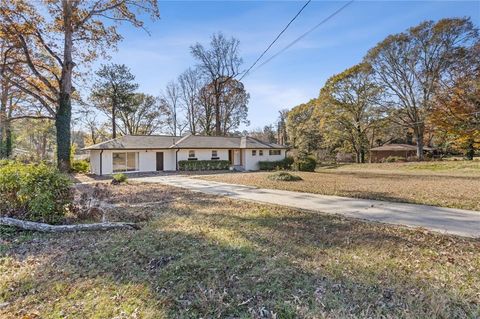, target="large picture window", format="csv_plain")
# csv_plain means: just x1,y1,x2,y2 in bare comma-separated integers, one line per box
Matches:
269,150,281,156
113,152,138,172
